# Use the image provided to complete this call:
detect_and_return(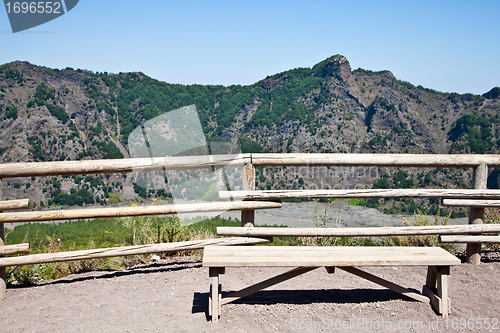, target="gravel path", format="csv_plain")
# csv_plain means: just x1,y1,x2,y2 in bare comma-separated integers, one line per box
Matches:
1,255,499,332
